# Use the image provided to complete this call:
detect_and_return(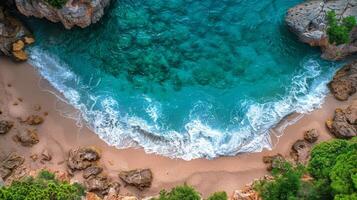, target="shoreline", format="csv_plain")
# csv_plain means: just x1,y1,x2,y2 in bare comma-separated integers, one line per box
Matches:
0,57,355,198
